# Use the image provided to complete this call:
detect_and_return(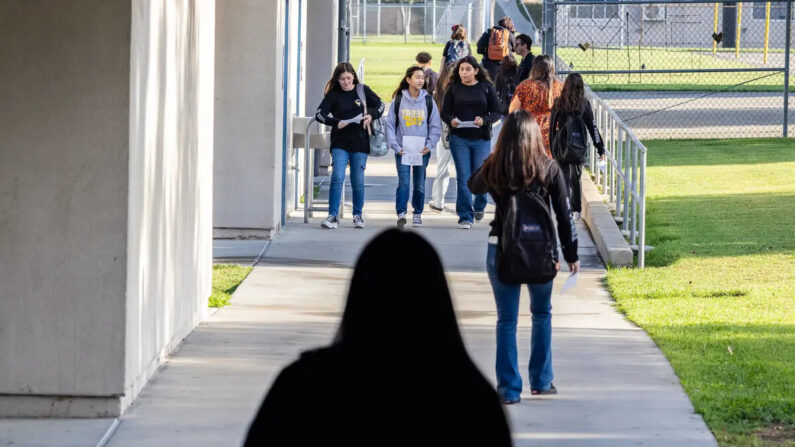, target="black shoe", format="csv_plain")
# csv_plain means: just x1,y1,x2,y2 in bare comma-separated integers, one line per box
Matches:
474,211,485,222
428,202,444,212
531,384,557,396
